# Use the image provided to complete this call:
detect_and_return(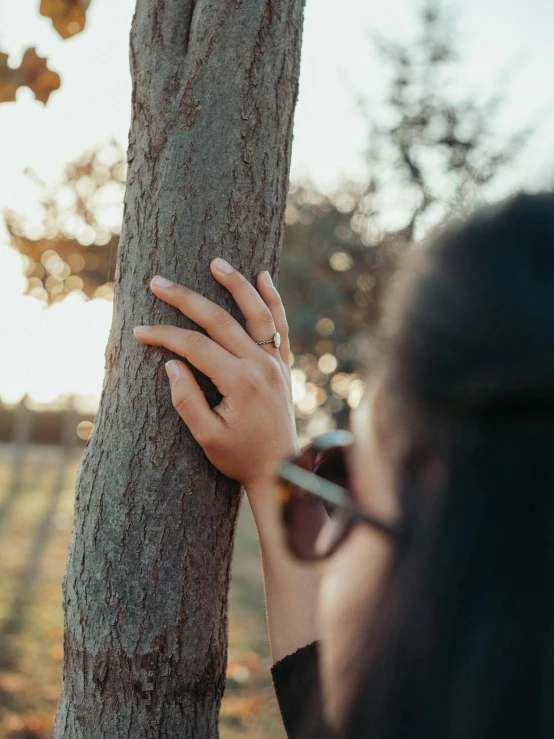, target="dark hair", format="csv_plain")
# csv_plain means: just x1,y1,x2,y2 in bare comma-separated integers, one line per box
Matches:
343,193,554,739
